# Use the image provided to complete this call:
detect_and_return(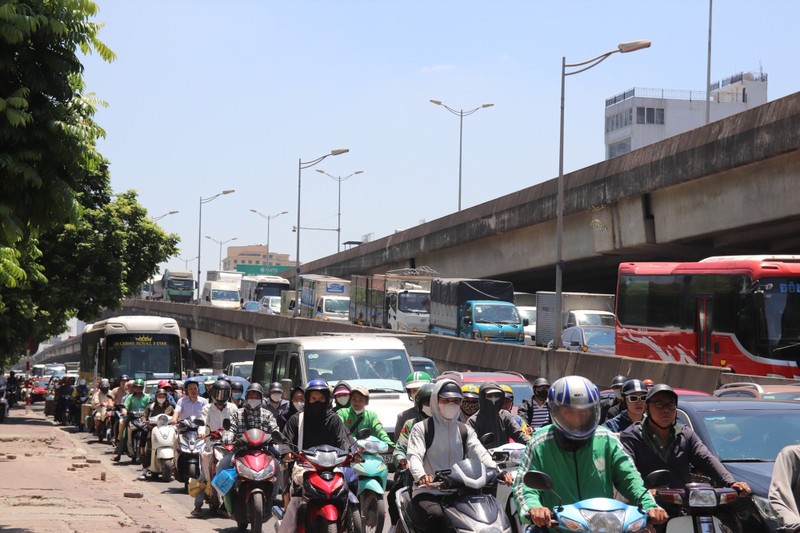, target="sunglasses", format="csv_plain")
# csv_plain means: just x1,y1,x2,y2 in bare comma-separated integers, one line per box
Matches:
625,394,647,402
